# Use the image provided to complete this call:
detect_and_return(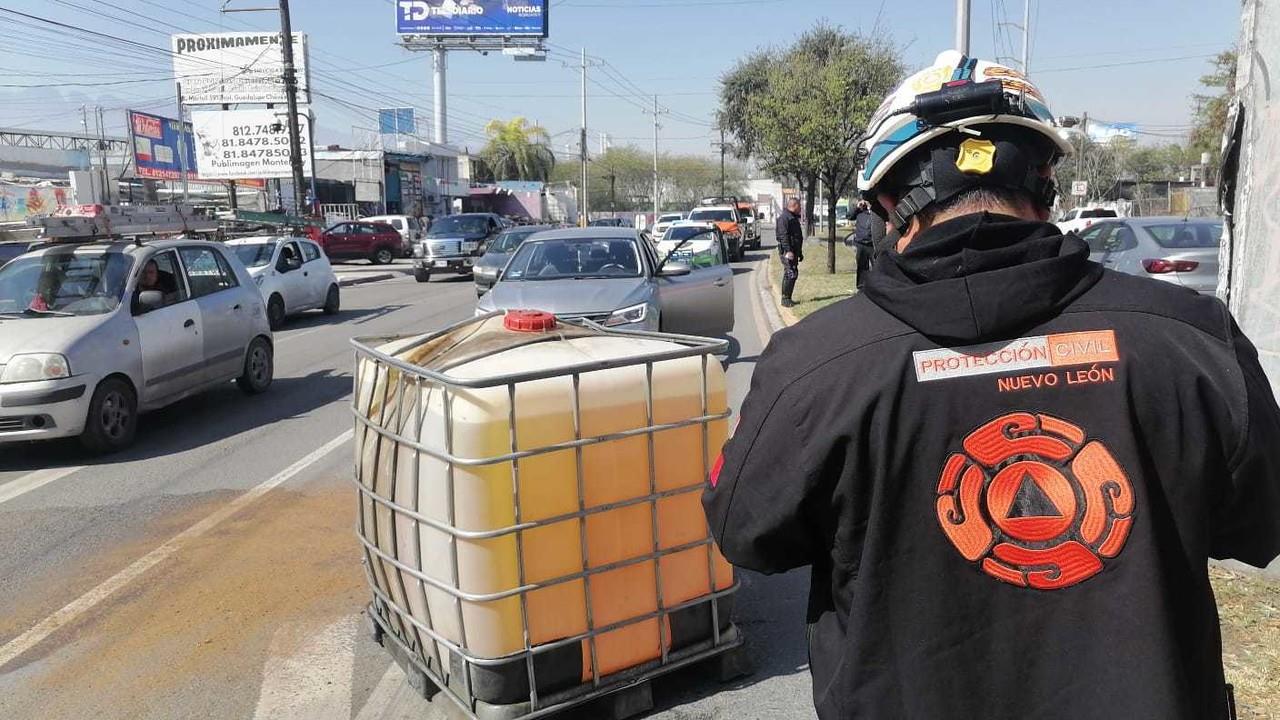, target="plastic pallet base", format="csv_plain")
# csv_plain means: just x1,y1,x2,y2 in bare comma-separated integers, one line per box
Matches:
370,605,745,720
